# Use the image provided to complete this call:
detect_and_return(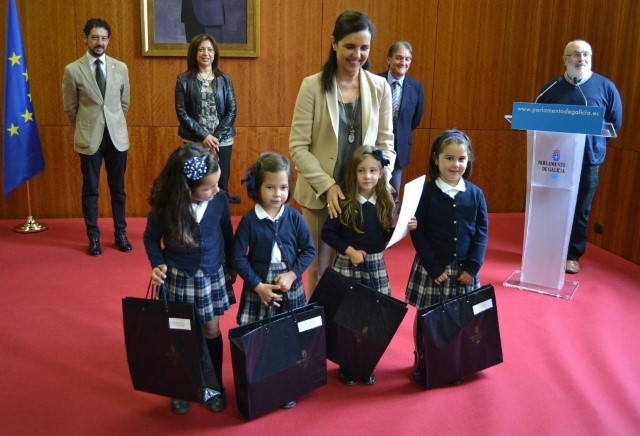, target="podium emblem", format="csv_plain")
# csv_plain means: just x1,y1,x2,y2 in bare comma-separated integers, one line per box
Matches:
552,149,561,161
